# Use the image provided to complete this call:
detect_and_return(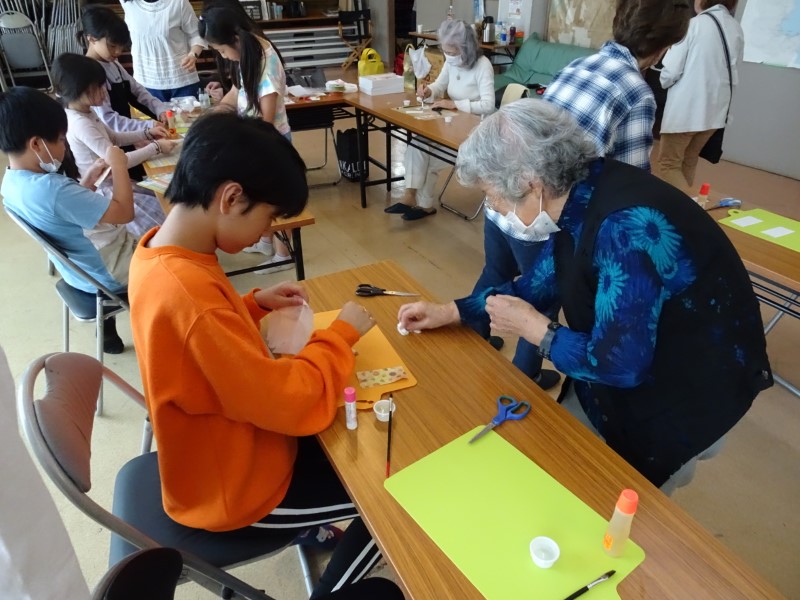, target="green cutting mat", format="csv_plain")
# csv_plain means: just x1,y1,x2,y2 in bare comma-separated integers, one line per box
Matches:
384,428,645,600
719,209,800,253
